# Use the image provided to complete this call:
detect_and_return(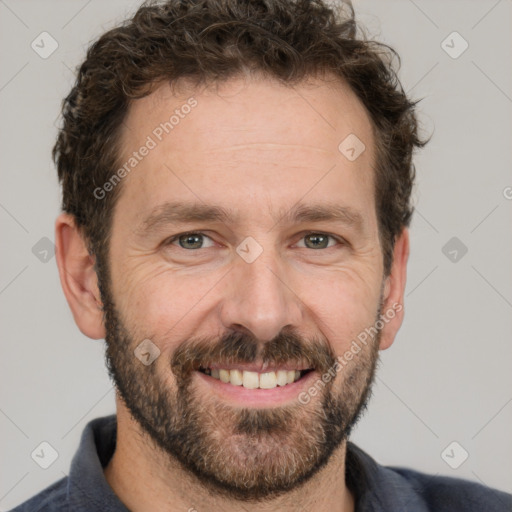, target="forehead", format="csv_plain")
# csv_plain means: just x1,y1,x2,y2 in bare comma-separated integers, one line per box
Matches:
124,74,374,153
114,73,377,233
